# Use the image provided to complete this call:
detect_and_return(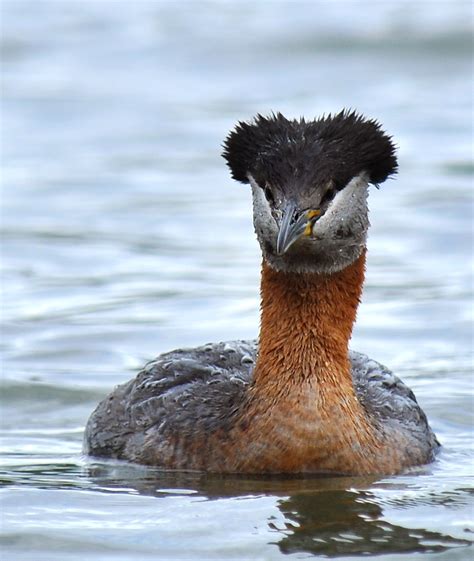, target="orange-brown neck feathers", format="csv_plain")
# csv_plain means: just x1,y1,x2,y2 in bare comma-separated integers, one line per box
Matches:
254,250,366,389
